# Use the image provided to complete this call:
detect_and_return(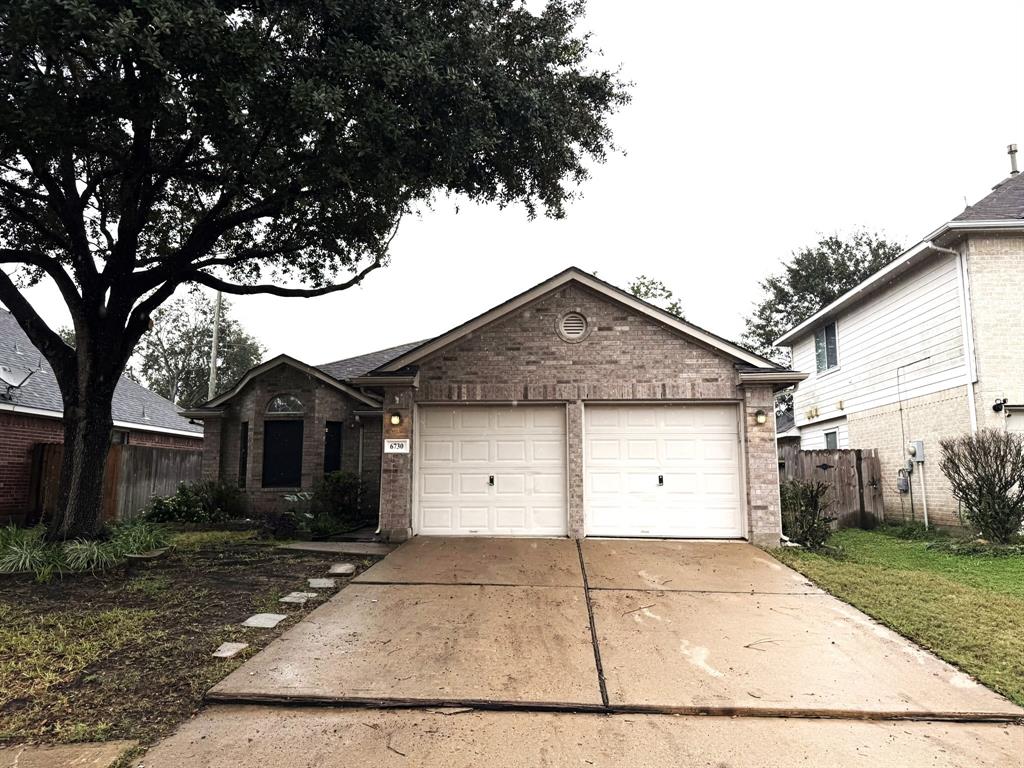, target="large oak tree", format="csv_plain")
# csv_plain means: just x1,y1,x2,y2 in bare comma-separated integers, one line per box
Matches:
0,0,627,538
